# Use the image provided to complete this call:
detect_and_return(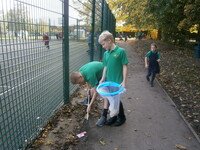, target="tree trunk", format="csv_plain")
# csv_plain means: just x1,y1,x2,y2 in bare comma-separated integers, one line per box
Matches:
157,28,162,40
